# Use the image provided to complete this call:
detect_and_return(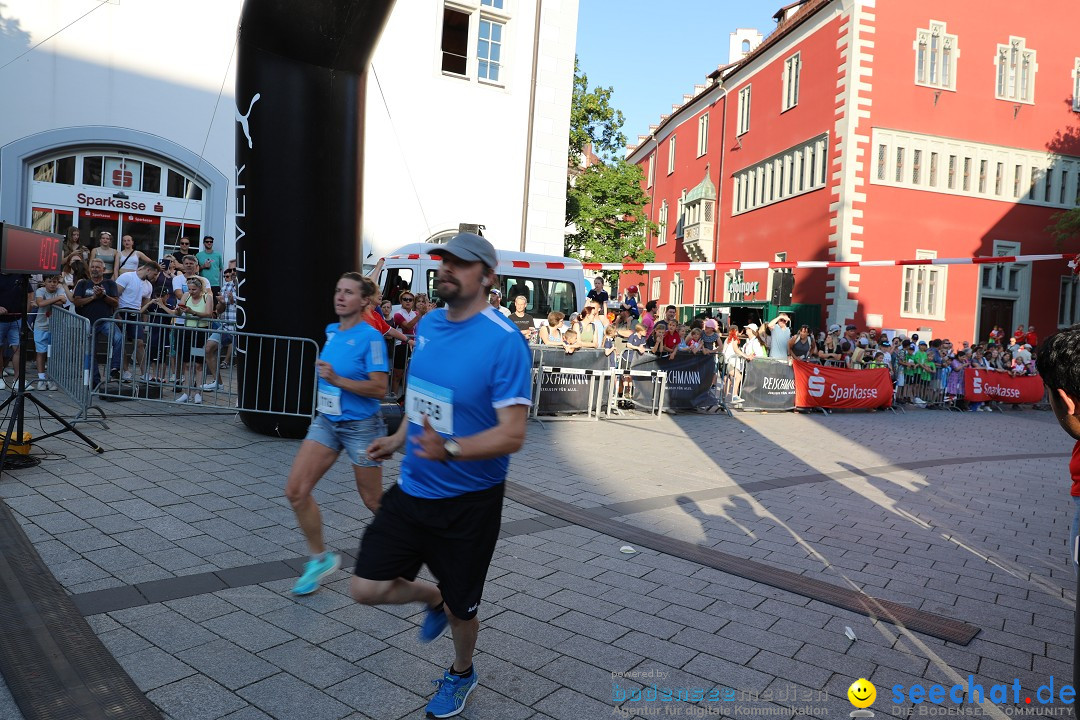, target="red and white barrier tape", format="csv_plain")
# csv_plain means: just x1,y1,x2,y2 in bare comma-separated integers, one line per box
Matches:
385,253,1079,272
